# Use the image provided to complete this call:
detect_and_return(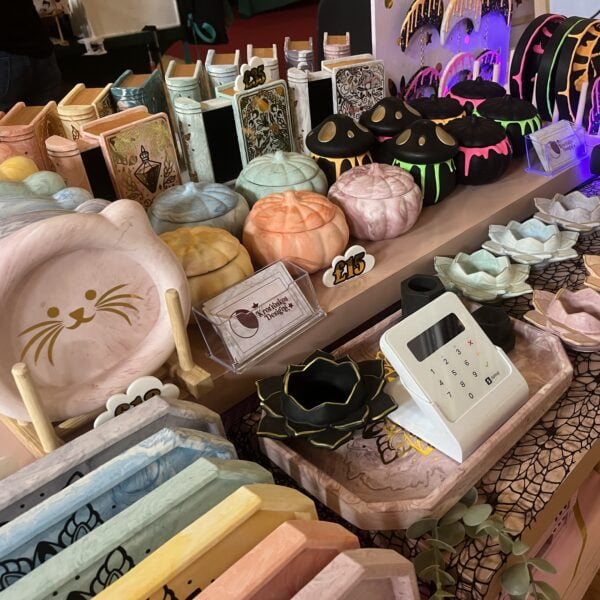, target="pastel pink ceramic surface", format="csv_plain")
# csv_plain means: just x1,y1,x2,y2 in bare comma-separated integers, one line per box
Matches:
197,520,359,600
0,200,190,422
328,163,422,241
525,288,600,351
